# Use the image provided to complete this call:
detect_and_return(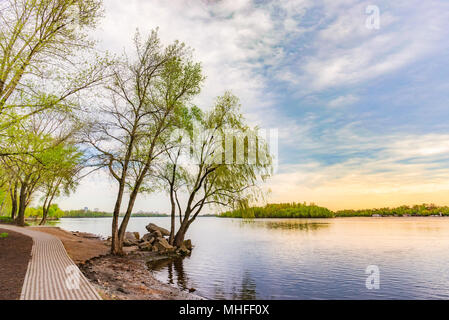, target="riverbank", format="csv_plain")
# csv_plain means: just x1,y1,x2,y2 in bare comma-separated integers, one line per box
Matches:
220,203,449,219
33,226,202,300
